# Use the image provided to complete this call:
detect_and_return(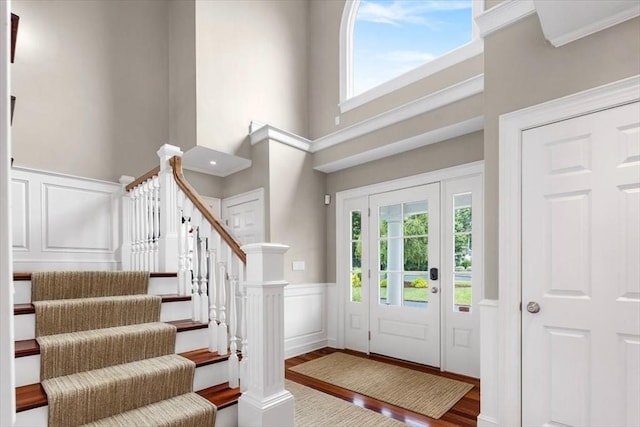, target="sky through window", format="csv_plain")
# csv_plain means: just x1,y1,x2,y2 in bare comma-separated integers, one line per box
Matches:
353,0,472,96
